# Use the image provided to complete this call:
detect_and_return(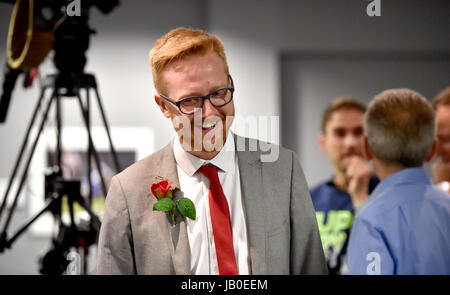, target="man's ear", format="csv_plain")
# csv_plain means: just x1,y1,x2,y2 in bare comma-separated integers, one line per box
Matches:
425,140,436,163
155,95,172,118
364,136,373,160
318,132,326,152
